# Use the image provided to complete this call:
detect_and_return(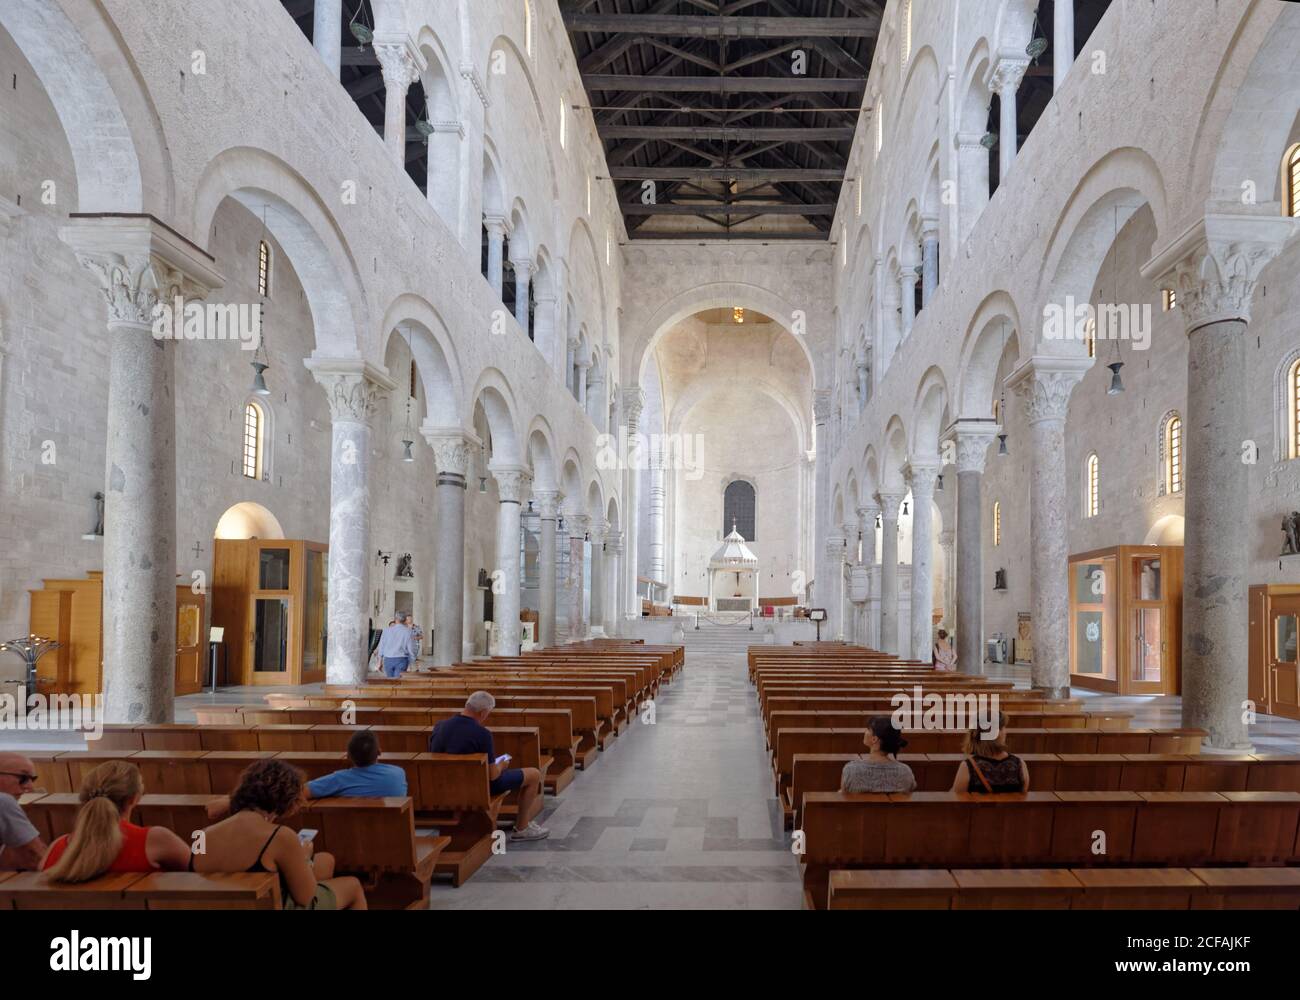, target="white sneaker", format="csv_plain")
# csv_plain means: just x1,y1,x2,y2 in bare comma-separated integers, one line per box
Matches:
510,822,550,841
